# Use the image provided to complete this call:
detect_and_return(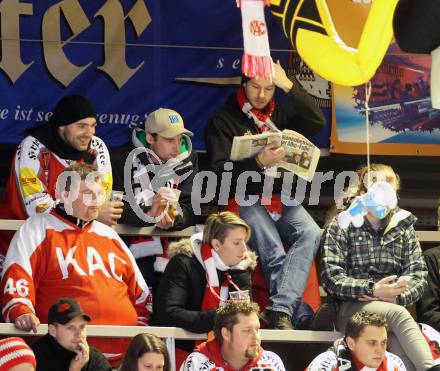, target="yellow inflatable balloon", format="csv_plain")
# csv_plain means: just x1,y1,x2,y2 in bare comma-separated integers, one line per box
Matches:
270,0,398,86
